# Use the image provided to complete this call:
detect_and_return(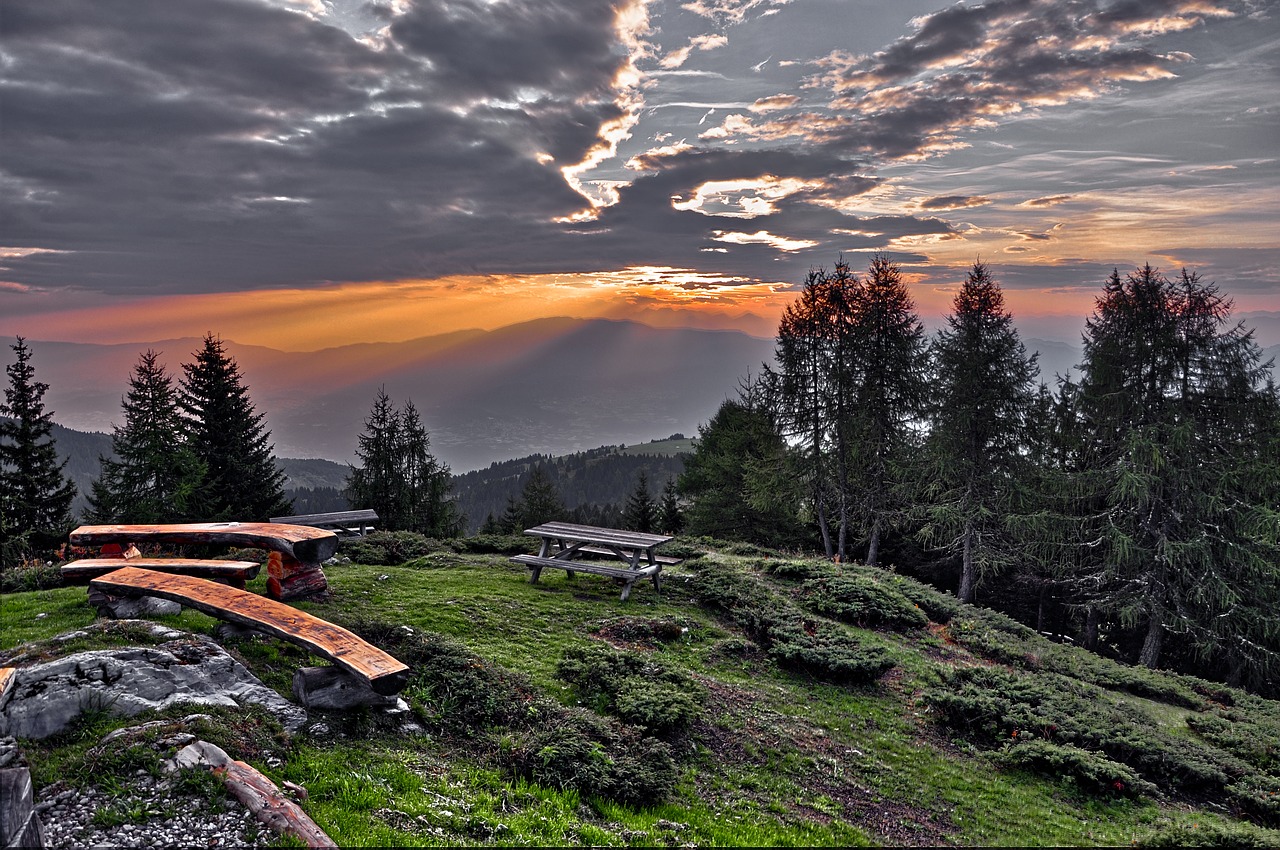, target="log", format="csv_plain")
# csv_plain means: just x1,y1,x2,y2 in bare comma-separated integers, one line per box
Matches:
61,558,261,586
89,567,409,694
70,523,338,565
215,760,336,848
268,567,329,602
